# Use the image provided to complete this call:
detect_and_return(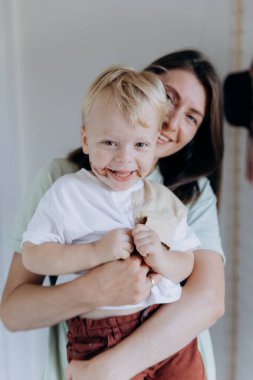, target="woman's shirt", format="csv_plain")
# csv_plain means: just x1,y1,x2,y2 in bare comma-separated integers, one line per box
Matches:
9,157,225,380
148,166,224,259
